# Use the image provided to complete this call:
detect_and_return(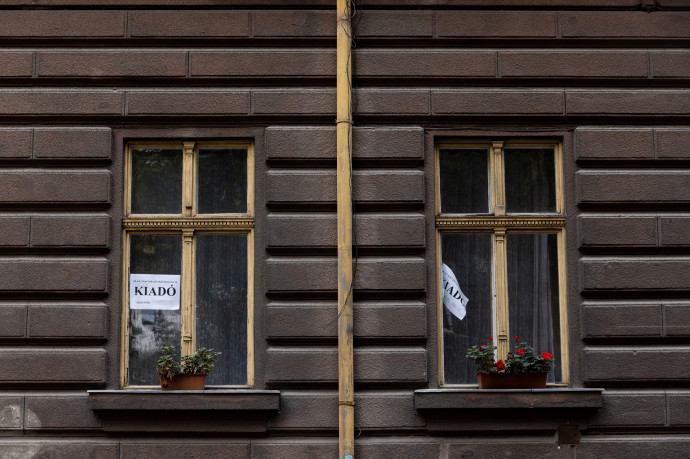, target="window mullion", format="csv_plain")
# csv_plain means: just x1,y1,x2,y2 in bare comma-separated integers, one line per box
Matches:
183,142,195,217
494,228,509,360
181,229,195,356
491,141,505,216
